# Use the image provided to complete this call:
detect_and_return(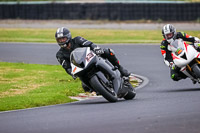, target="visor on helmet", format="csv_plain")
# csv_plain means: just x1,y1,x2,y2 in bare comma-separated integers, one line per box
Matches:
56,37,70,48
165,32,174,40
